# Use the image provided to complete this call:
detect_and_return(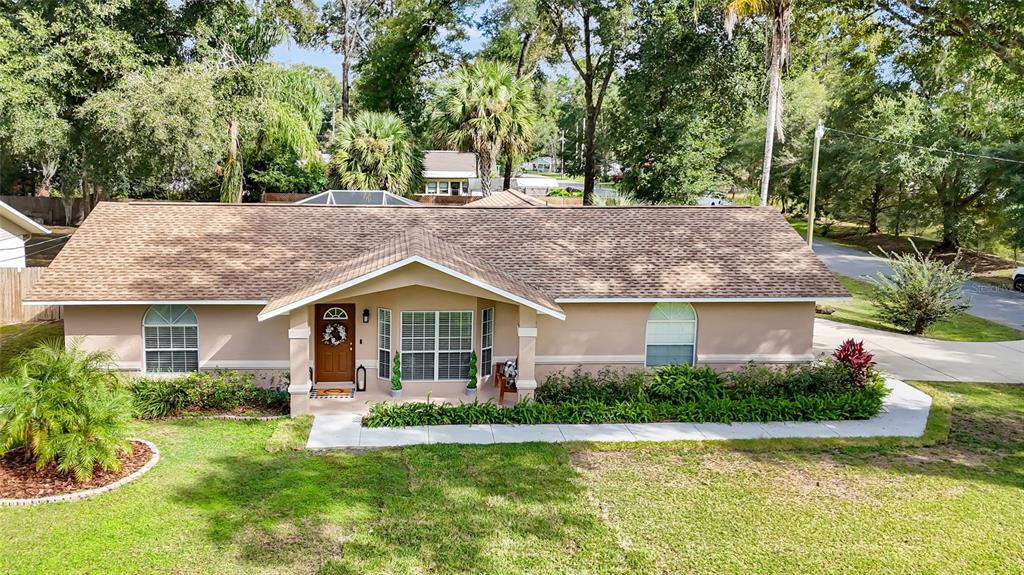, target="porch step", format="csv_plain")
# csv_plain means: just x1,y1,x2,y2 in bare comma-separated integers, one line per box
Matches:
310,387,356,400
